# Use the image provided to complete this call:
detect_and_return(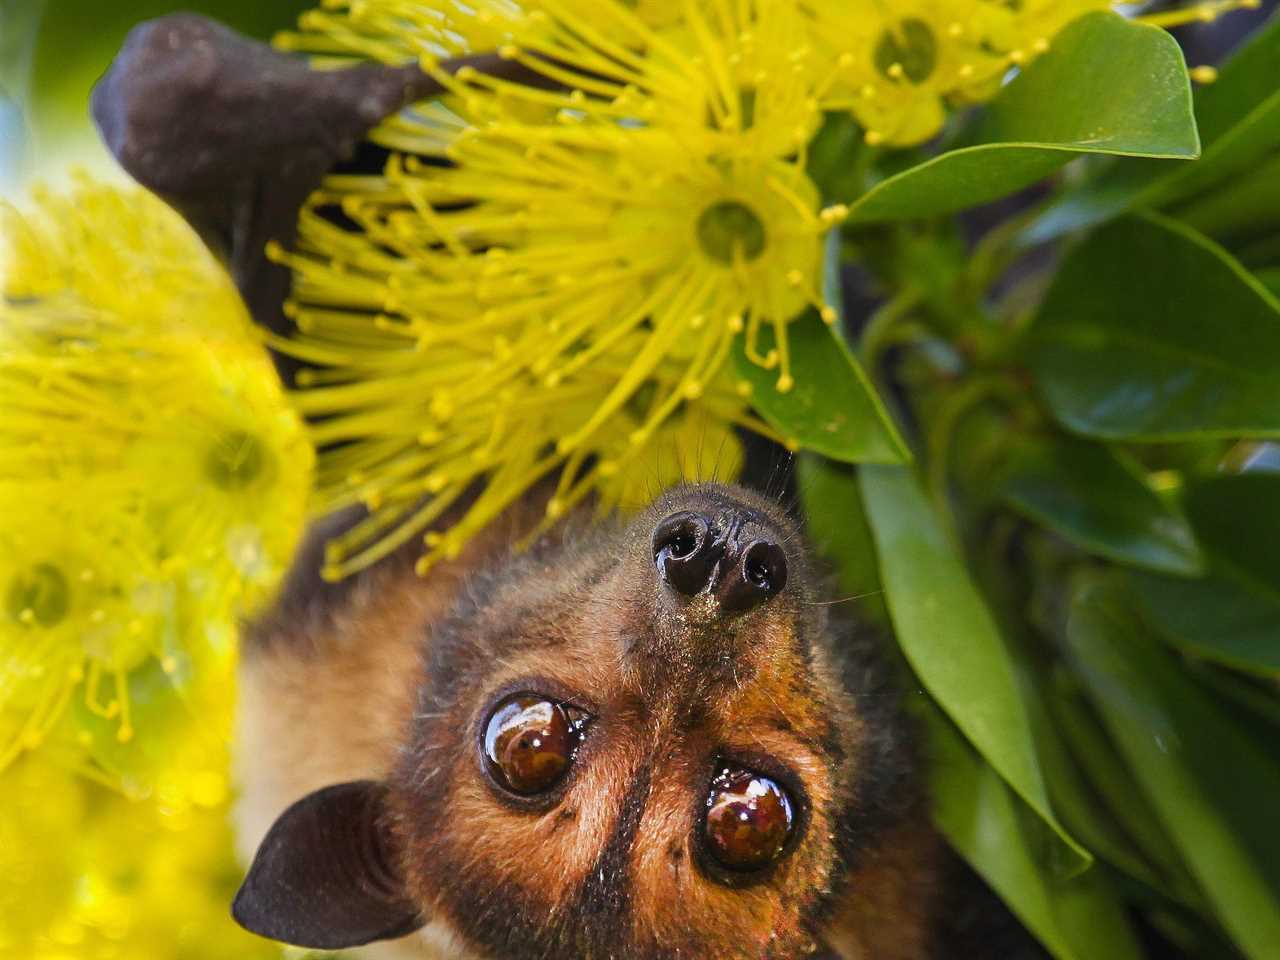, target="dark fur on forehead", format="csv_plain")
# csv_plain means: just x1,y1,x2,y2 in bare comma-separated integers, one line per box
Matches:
414,507,624,696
